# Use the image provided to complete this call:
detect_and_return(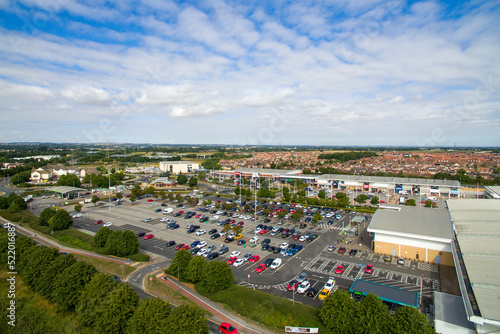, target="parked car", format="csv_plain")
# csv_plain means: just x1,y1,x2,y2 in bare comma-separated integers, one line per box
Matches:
94,220,104,225
103,222,112,227
165,240,176,247
136,232,146,237
144,234,154,240
334,264,345,274
349,249,358,256
255,264,267,273
324,277,336,291
249,255,260,263
230,251,241,257
364,264,374,274
296,272,308,283
144,218,153,222
297,281,311,294
287,279,299,291
306,287,318,297
318,288,330,301
270,258,282,269
397,257,405,265
227,257,238,265
338,247,347,254
327,245,336,252
196,229,206,236
207,252,219,260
